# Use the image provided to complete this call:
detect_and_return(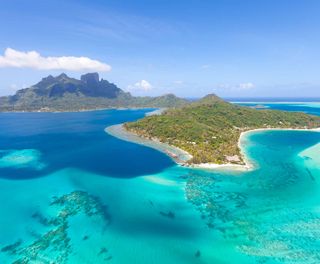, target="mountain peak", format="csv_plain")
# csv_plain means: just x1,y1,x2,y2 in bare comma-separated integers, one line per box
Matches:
57,73,68,79
202,93,221,99
196,93,224,104
81,73,99,84
41,75,55,82
0,73,188,111
159,93,177,98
